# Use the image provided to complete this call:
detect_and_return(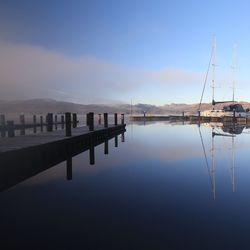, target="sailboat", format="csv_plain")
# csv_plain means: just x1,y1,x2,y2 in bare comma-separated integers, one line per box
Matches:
199,36,250,118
